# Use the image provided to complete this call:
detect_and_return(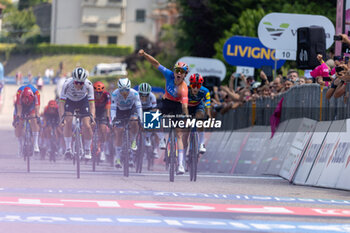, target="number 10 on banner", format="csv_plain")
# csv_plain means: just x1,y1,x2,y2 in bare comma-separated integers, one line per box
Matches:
275,49,296,61
236,66,255,76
